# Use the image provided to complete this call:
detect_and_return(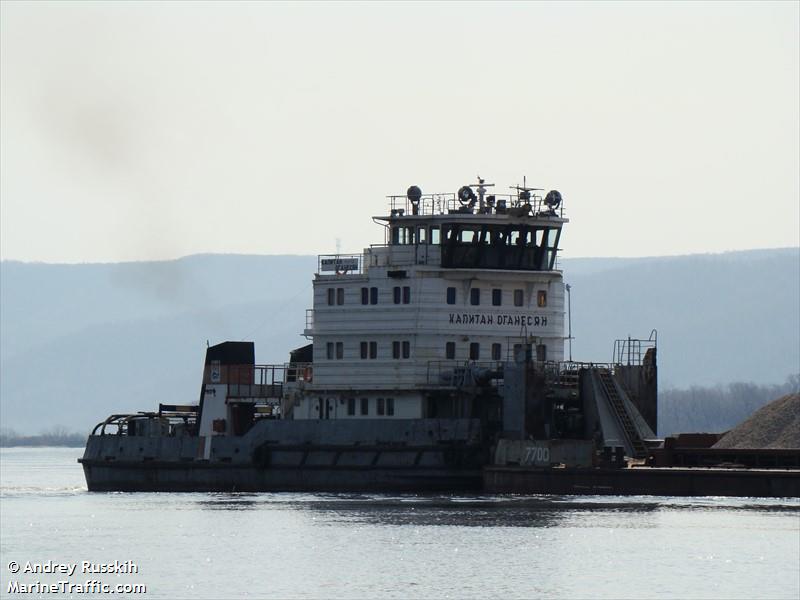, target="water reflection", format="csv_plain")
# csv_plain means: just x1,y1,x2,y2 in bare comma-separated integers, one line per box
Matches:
191,492,800,527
